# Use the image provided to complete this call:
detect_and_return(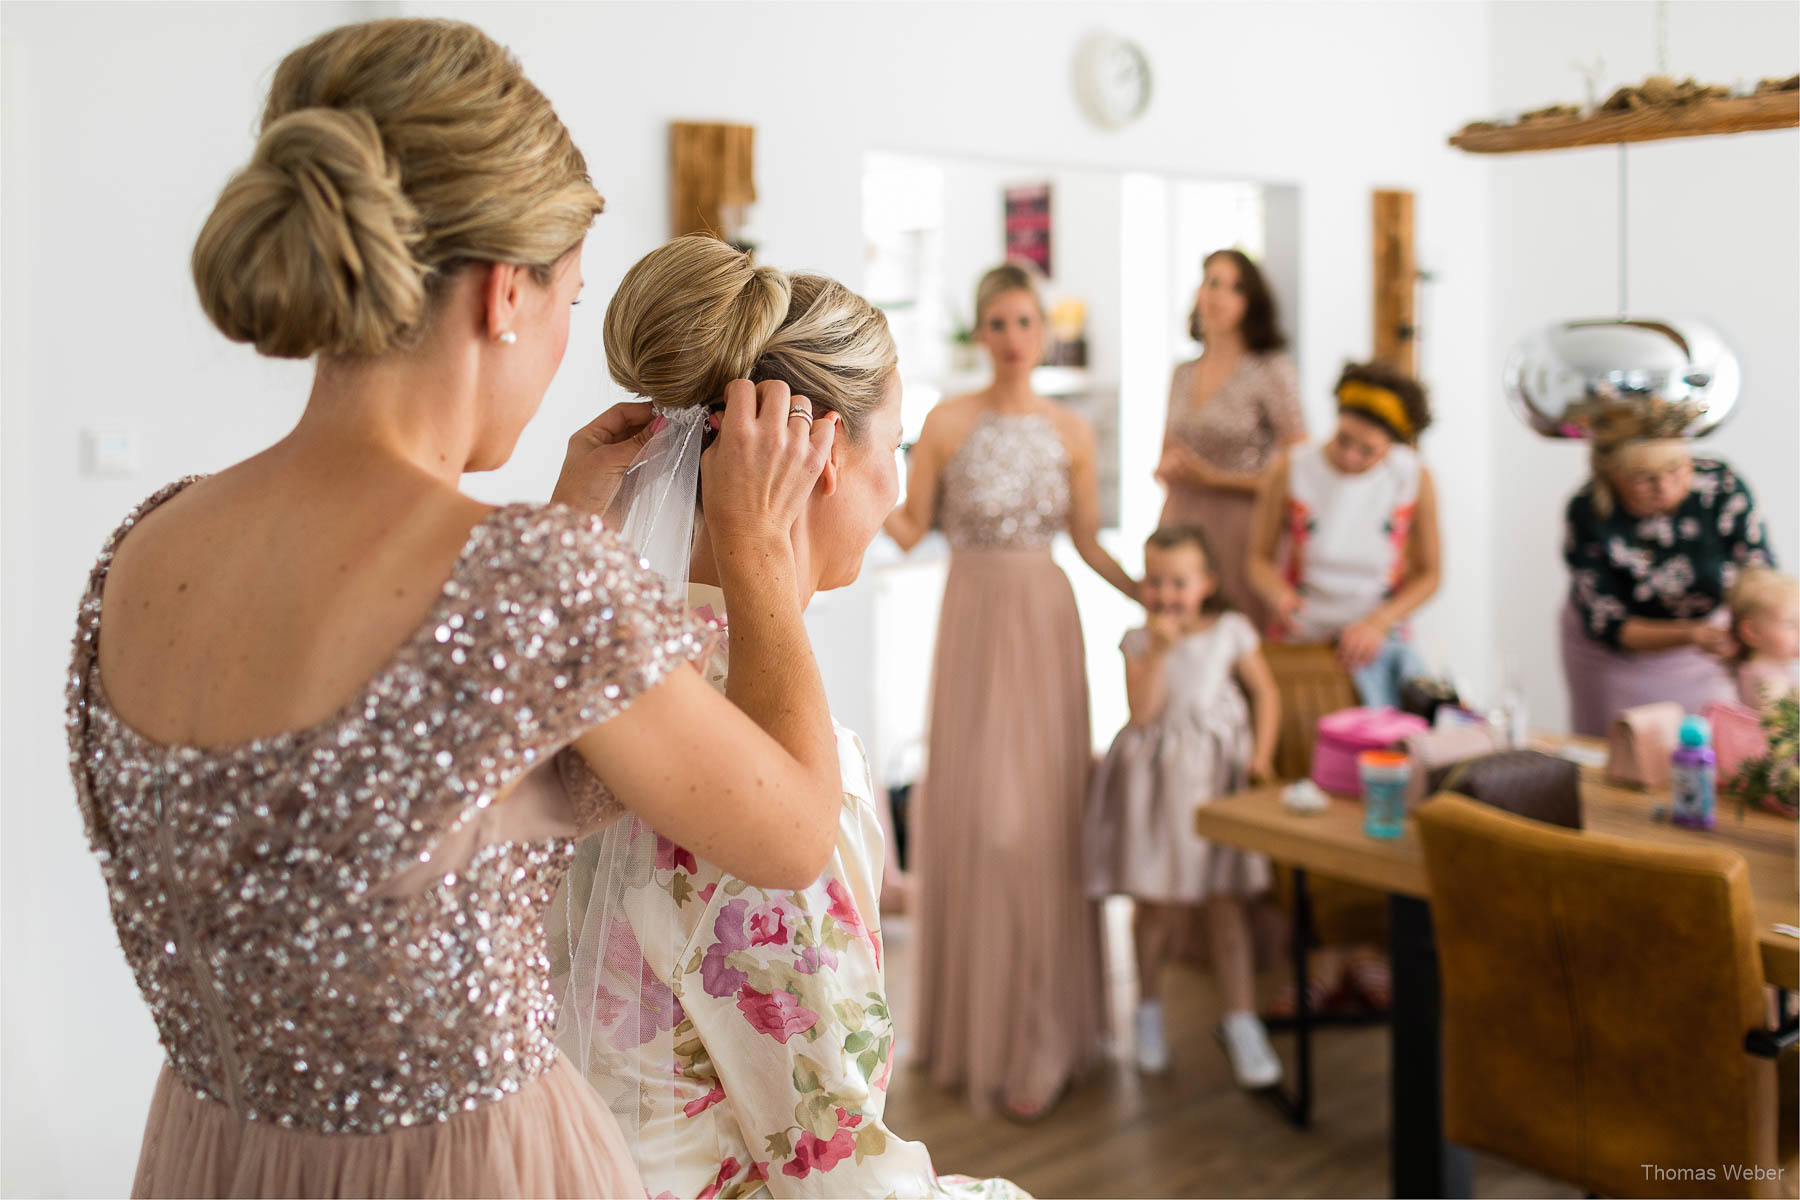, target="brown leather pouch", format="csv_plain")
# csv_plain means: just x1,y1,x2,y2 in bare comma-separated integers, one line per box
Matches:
1431,750,1583,829
1403,724,1506,810
1605,701,1684,789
